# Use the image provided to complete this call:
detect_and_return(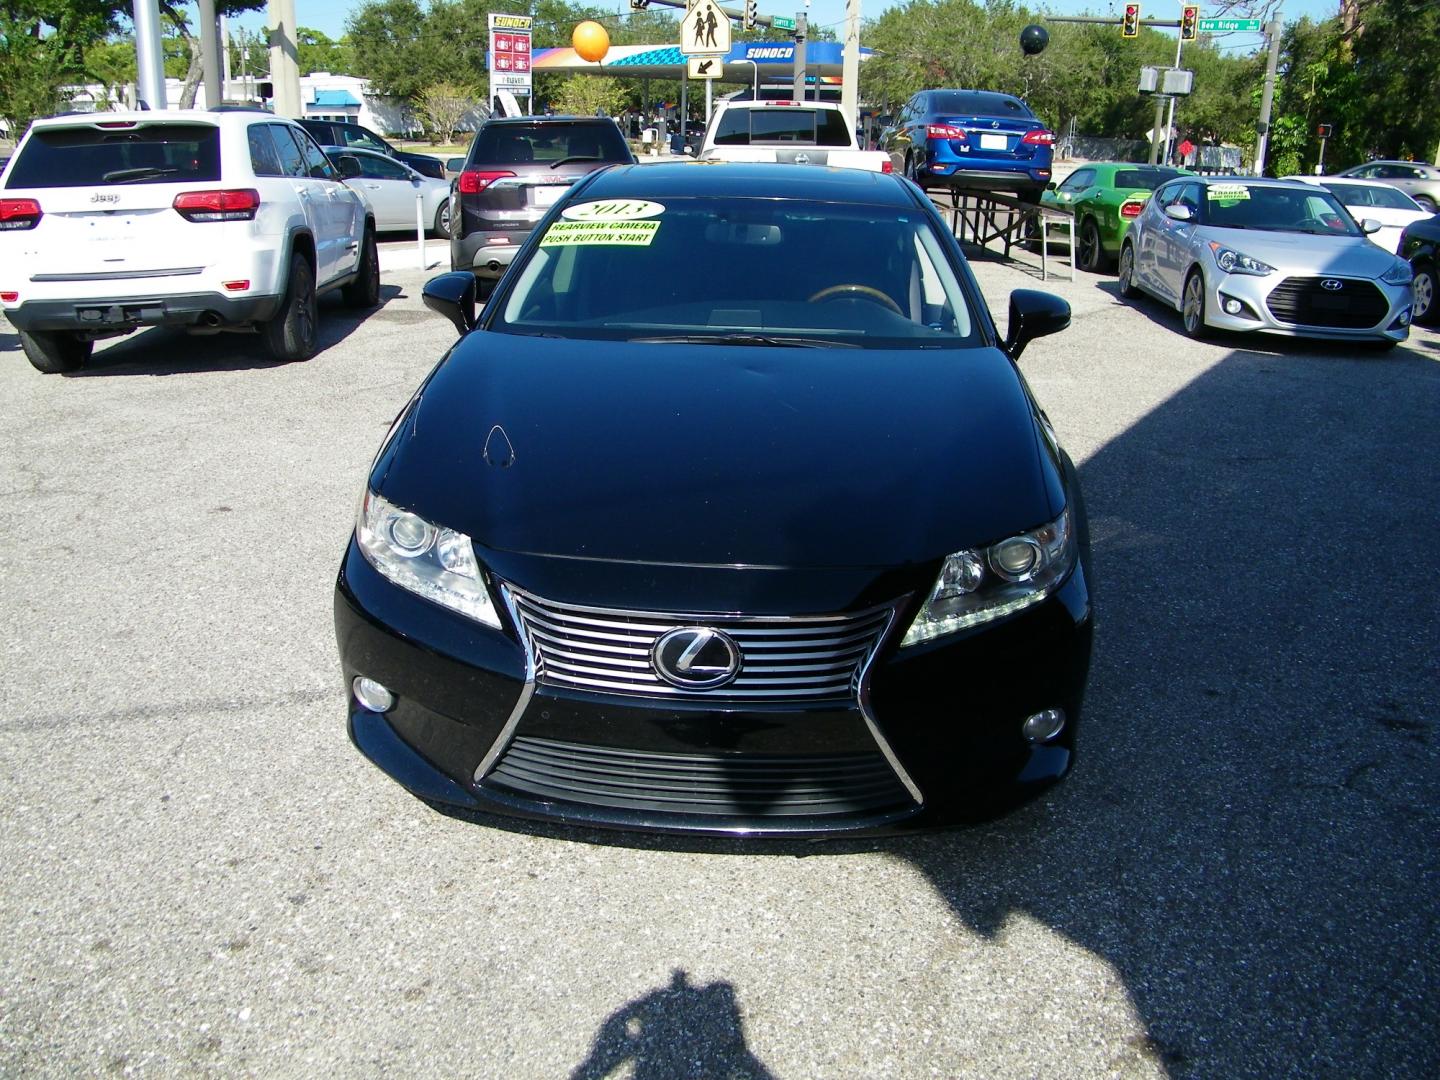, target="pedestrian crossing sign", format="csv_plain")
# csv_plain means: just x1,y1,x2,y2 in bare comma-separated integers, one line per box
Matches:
681,0,732,56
